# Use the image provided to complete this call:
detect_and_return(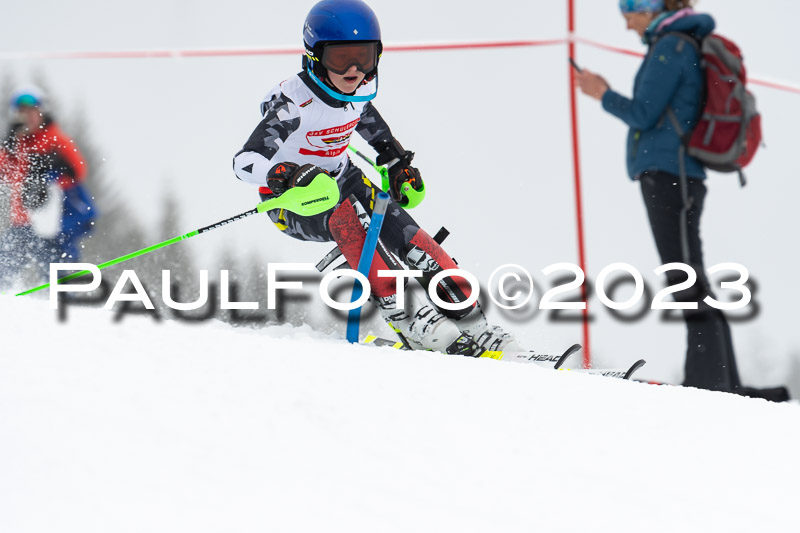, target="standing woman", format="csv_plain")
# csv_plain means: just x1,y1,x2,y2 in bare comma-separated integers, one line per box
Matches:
574,0,743,392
